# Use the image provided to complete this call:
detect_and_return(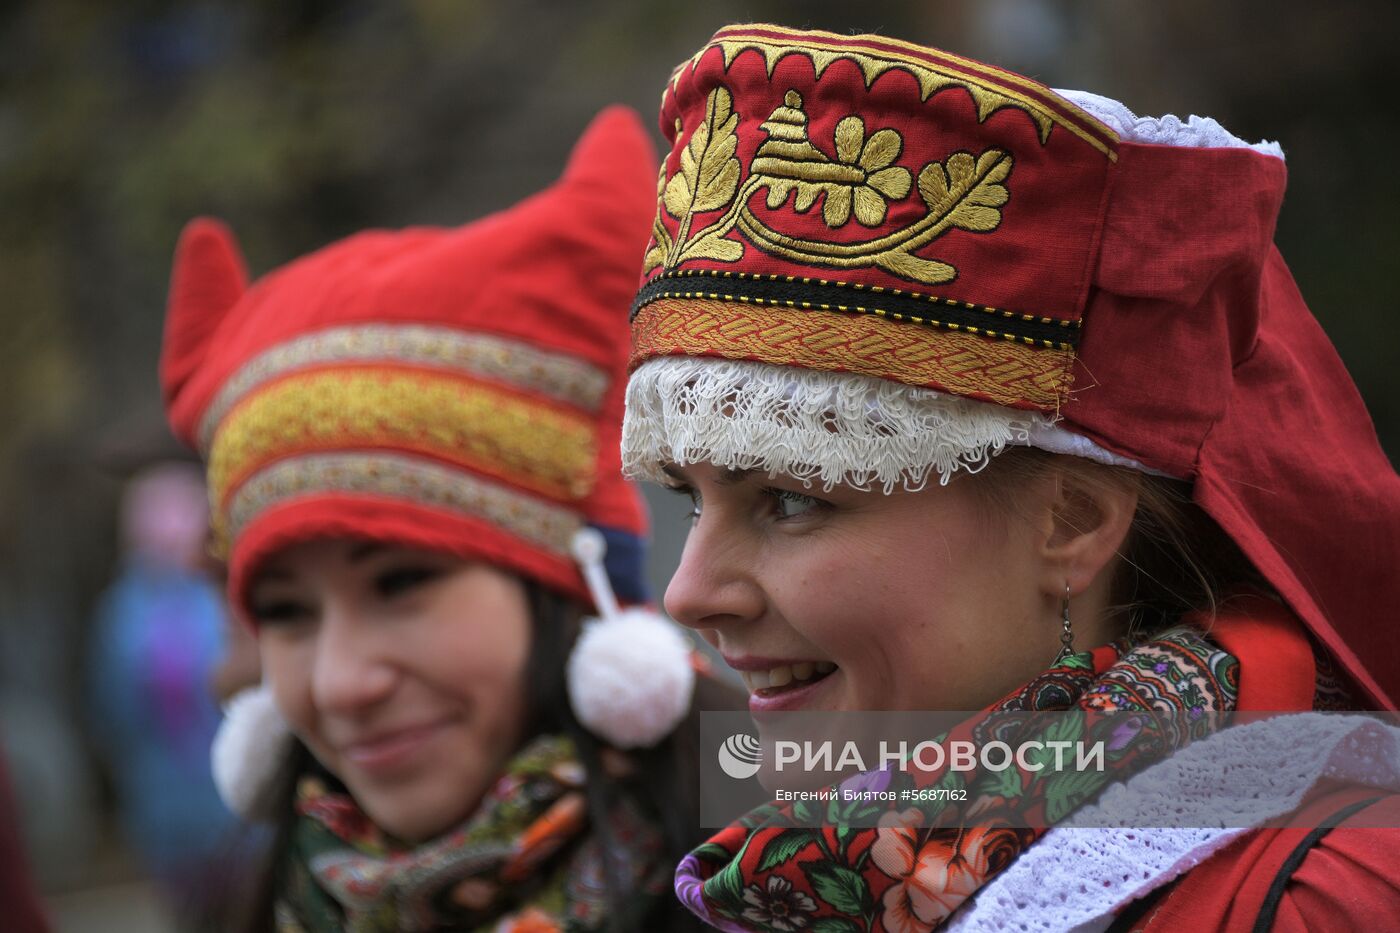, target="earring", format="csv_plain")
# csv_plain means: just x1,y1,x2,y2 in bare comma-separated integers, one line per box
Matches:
1053,581,1075,664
